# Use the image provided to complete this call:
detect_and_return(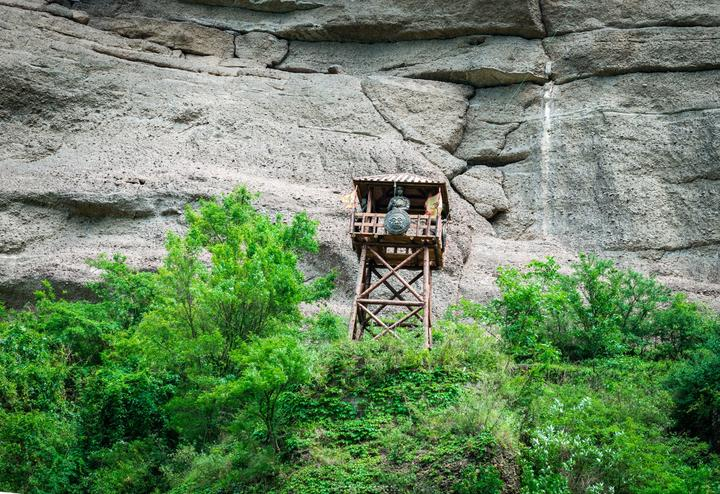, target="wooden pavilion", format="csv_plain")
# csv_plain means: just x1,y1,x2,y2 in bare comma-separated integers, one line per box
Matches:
347,173,449,349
